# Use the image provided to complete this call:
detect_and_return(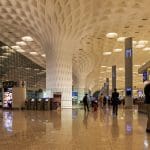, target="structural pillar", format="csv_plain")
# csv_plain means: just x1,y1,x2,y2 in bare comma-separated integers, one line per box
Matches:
106,78,109,96
112,65,116,91
125,37,133,108
46,40,73,108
